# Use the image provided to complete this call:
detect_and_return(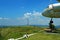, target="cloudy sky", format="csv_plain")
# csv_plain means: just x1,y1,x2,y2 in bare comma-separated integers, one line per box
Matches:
0,0,60,26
